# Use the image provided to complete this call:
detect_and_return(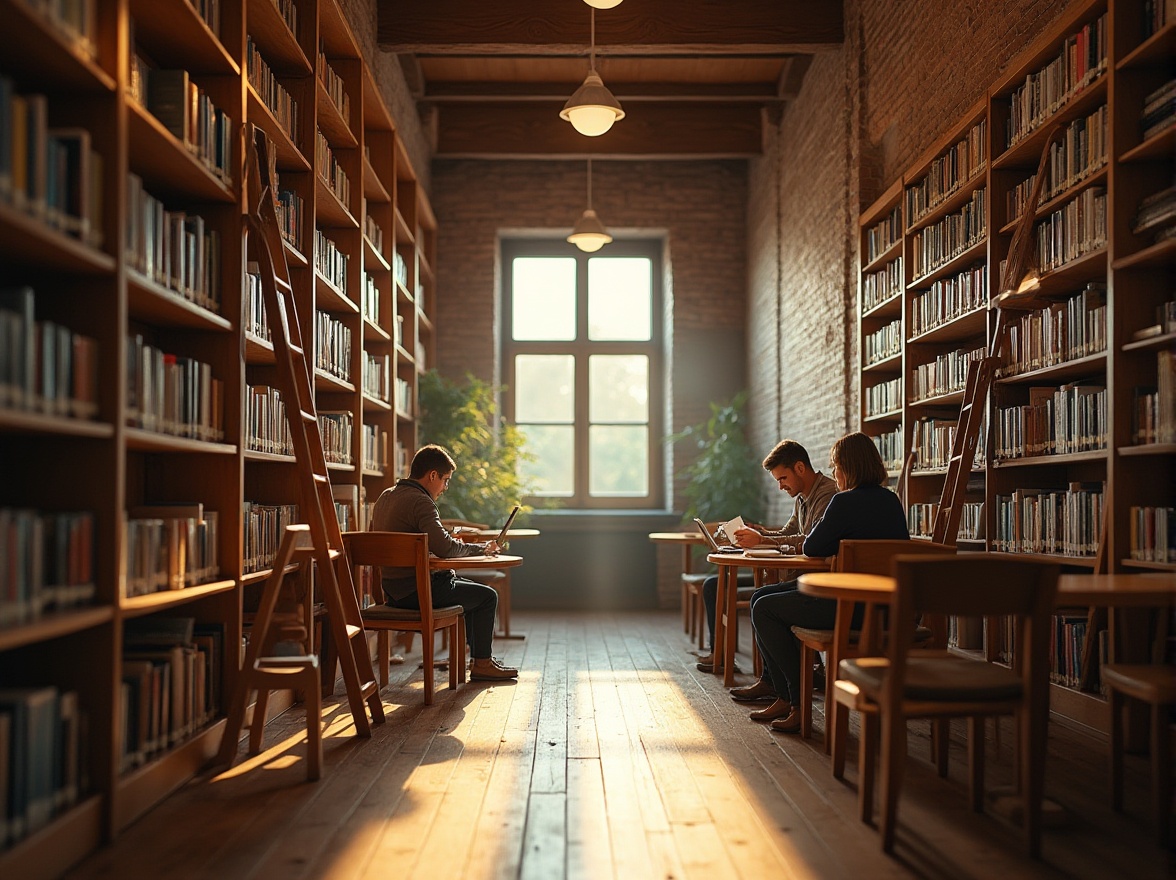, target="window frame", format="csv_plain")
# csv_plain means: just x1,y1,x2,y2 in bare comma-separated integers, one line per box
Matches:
501,237,664,509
